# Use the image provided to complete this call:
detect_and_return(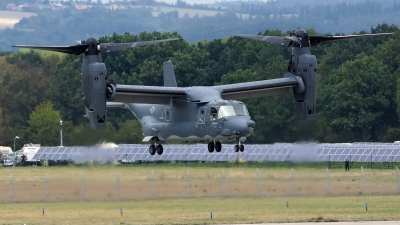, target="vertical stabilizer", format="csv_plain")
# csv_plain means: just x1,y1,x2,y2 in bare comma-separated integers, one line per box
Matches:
163,60,177,87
